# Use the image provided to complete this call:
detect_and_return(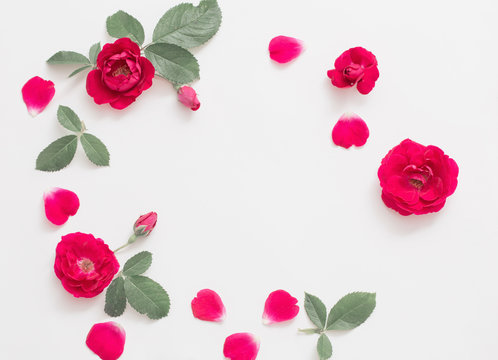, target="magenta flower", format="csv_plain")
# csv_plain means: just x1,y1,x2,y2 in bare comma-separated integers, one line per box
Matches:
43,187,80,225
332,113,370,149
262,290,299,324
191,289,226,322
86,322,125,360
268,36,303,64
22,76,55,116
177,86,200,111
